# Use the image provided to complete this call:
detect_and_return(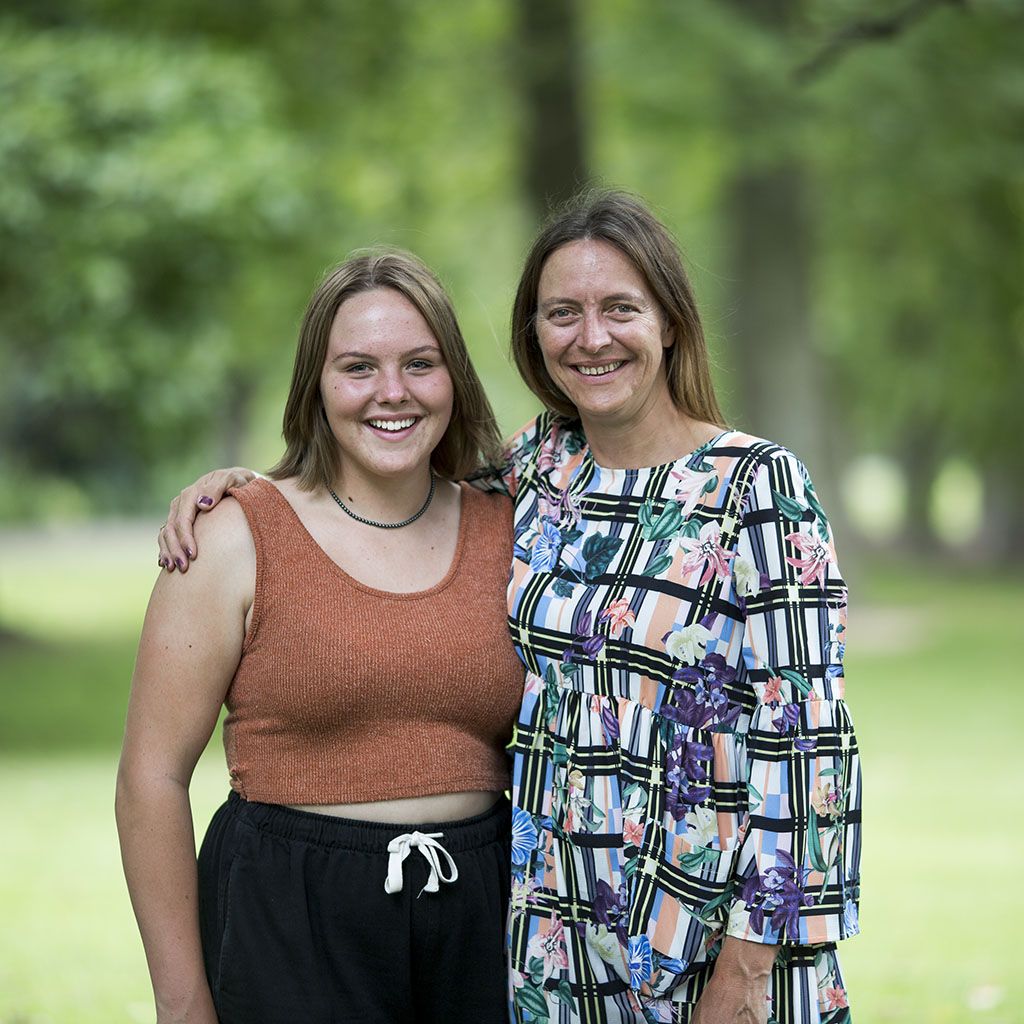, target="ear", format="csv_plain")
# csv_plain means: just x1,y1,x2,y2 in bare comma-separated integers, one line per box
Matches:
661,321,676,350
